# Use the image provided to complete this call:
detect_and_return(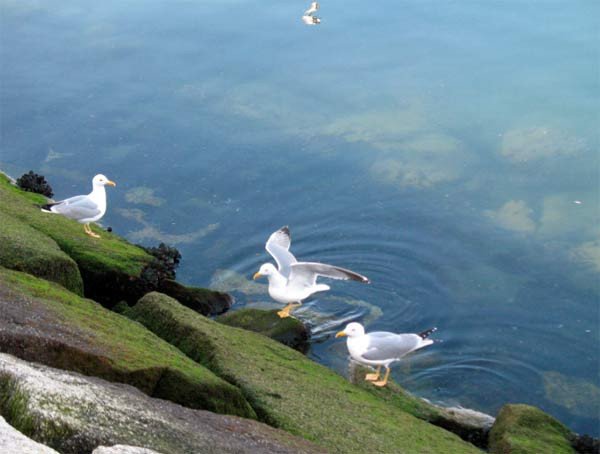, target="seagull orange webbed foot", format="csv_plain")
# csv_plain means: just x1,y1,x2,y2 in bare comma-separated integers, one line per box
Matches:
365,365,382,381
371,367,391,387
